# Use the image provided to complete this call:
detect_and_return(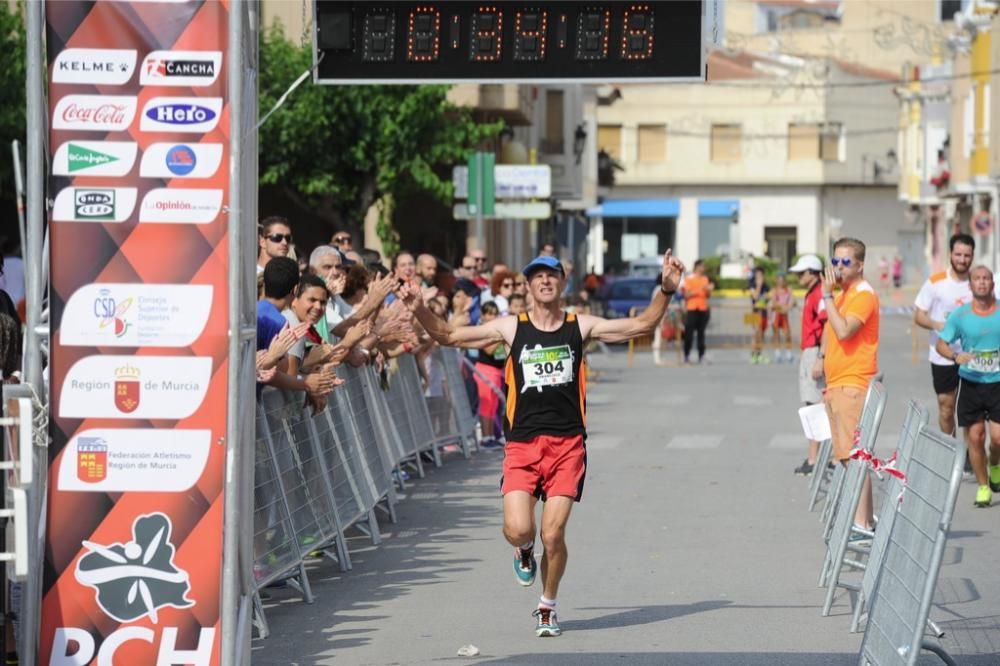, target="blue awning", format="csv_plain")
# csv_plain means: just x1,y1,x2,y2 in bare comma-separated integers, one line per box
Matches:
585,199,679,218
698,199,740,217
